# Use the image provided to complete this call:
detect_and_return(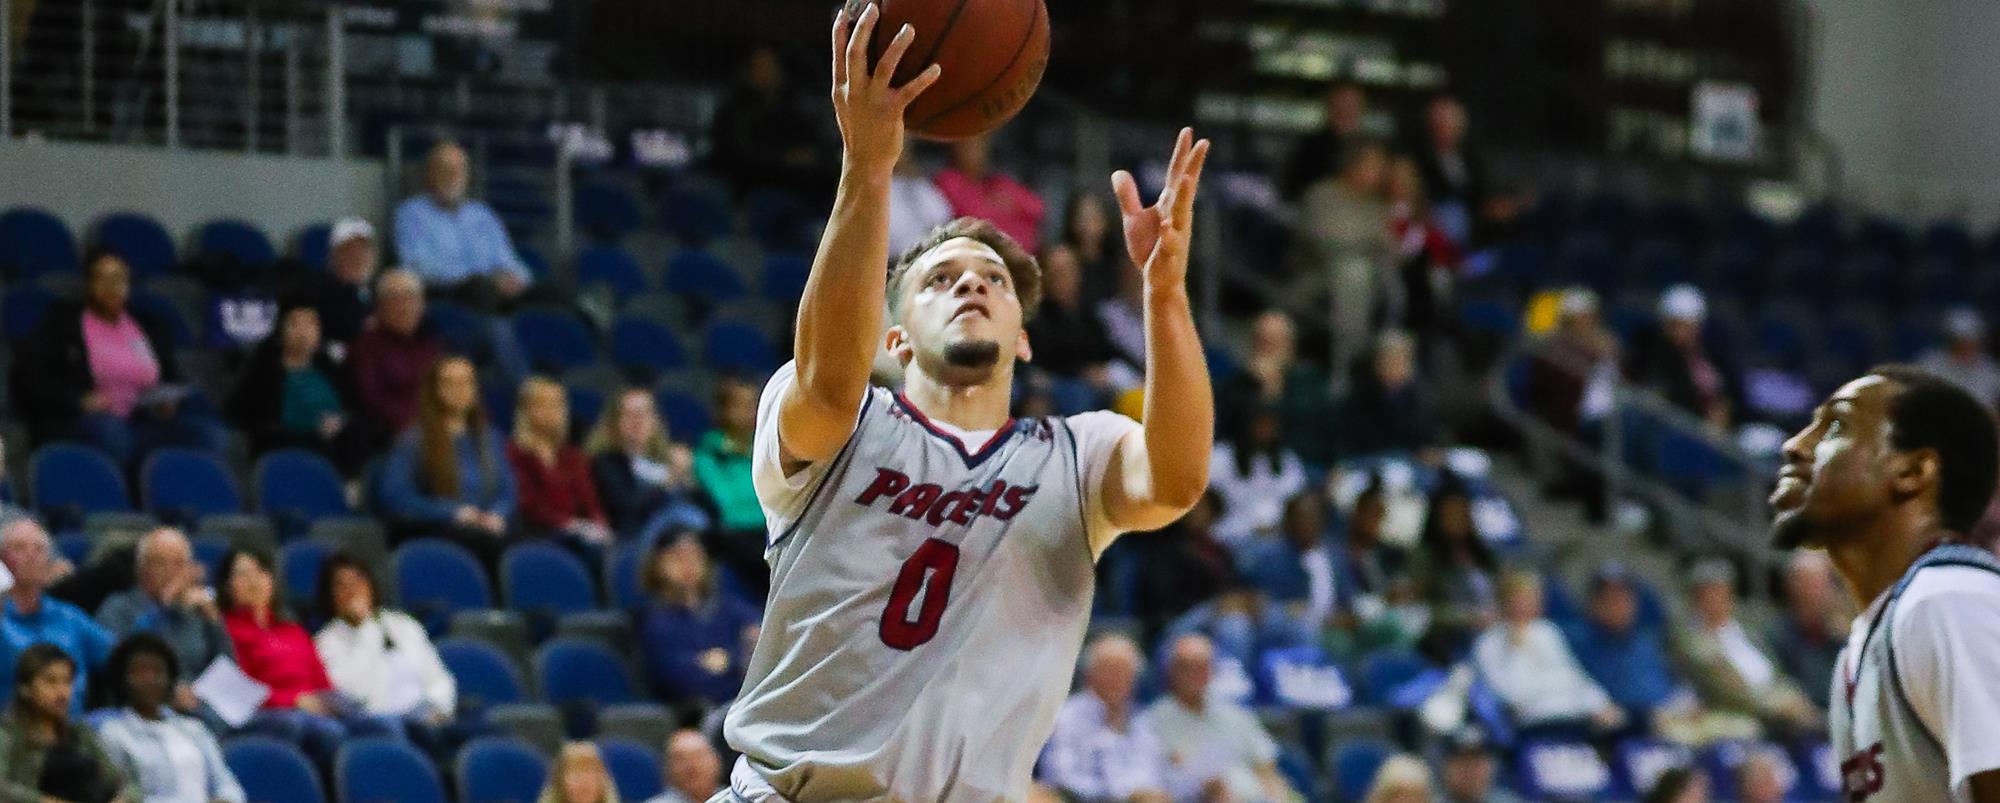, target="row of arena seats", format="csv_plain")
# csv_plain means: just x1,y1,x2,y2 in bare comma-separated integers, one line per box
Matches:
219,735,670,803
